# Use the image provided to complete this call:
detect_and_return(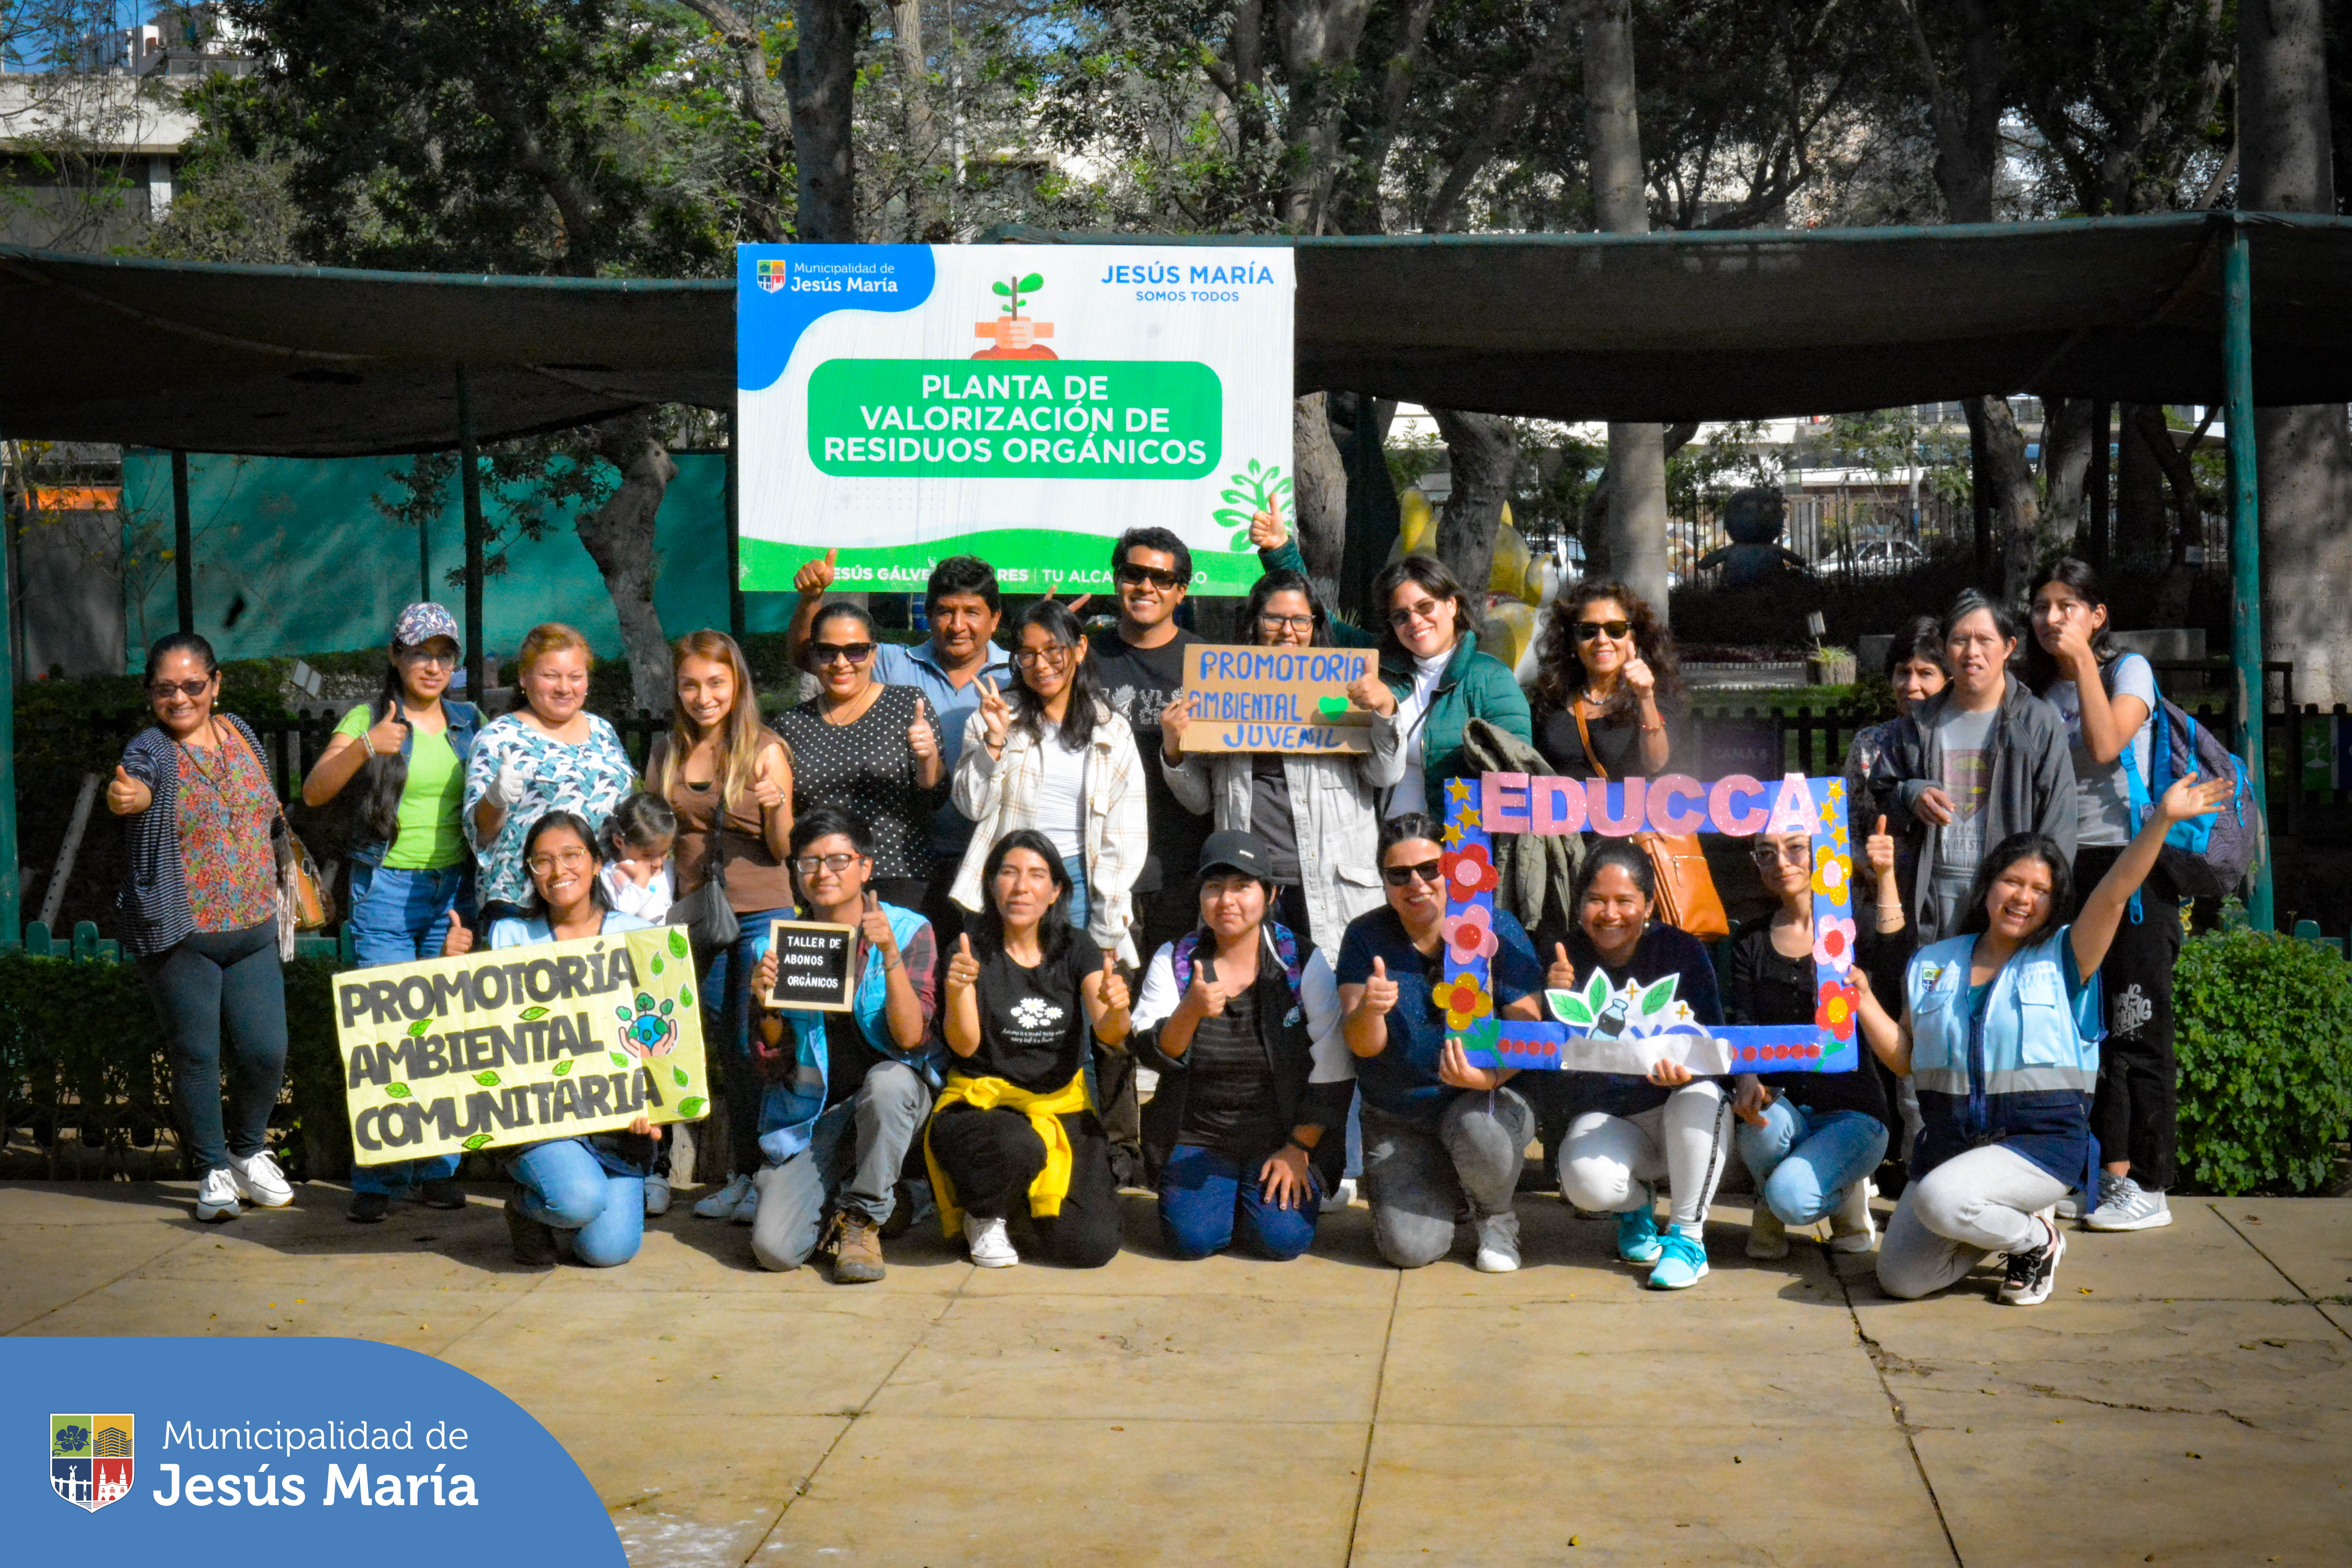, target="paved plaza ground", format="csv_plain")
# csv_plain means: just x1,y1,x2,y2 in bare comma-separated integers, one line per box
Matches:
6,1180,2351,1565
